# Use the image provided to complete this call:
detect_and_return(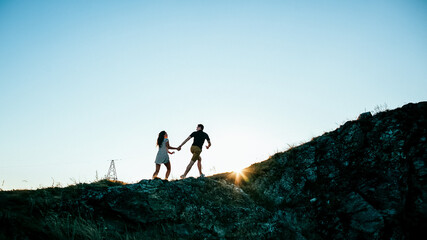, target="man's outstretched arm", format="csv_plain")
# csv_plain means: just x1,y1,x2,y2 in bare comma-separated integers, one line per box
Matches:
178,136,192,151
206,140,211,149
